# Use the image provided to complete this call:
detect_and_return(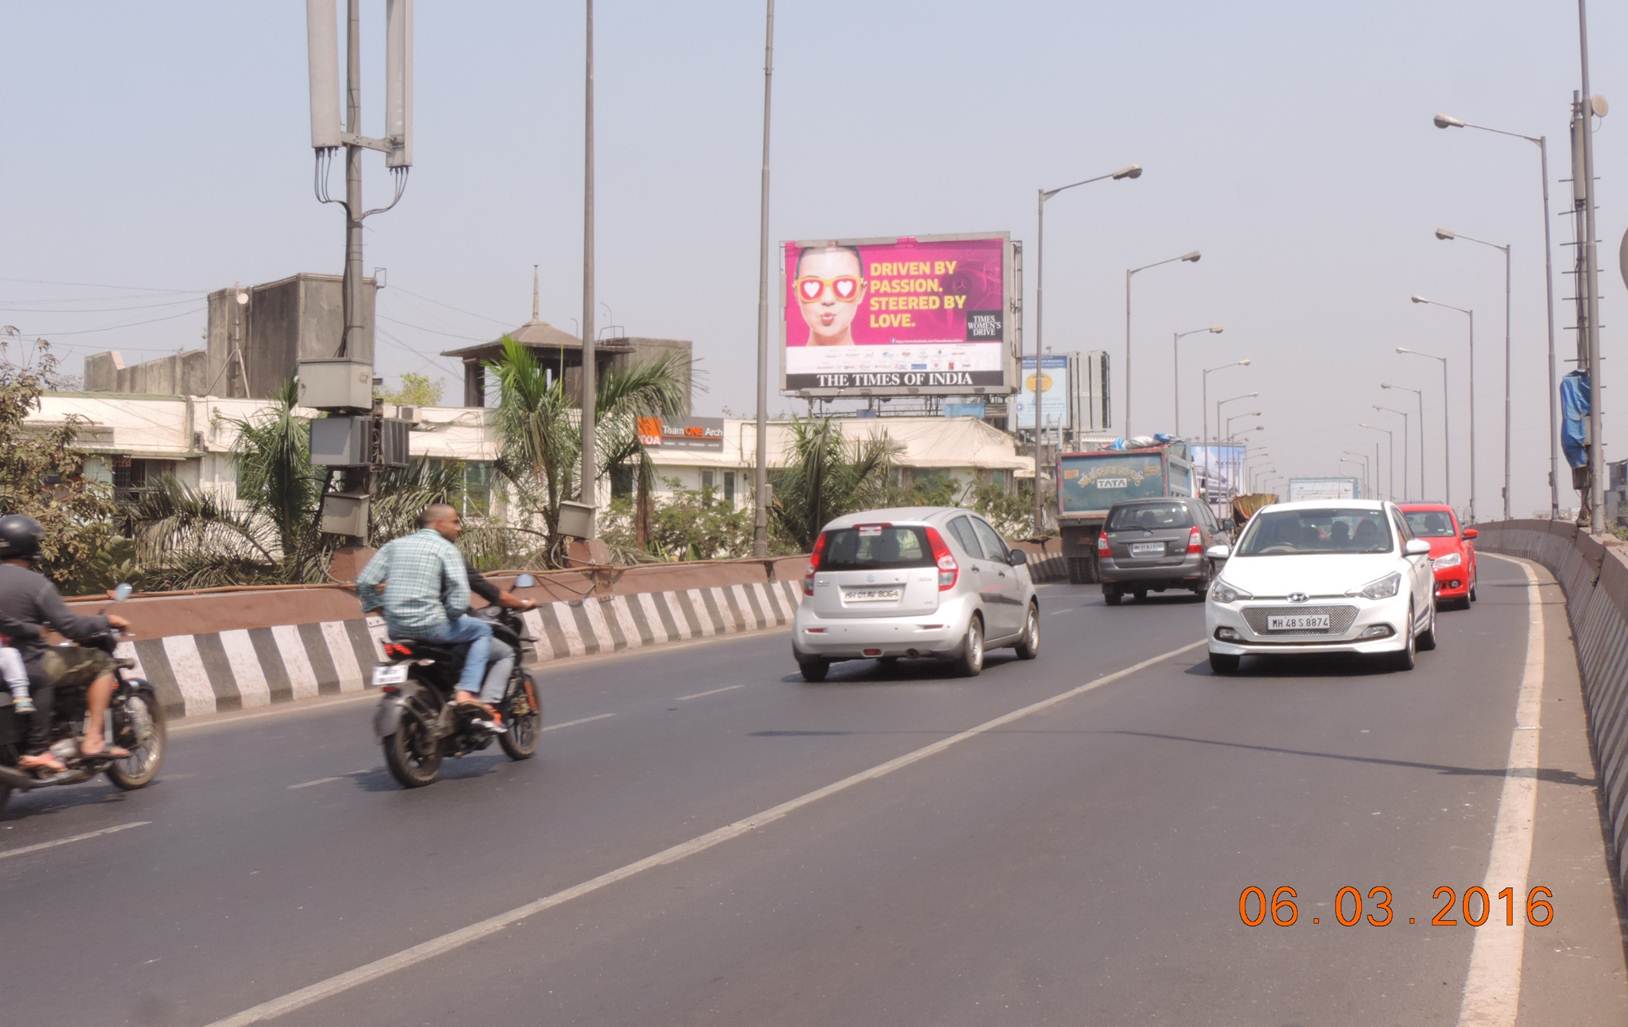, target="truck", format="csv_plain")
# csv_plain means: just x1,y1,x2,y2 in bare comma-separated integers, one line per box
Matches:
1286,476,1361,502
1056,442,1196,584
